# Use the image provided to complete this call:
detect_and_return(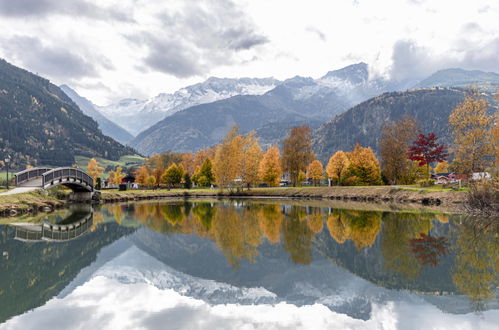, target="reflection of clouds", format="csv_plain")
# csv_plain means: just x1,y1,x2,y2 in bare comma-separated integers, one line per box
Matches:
2,276,498,330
